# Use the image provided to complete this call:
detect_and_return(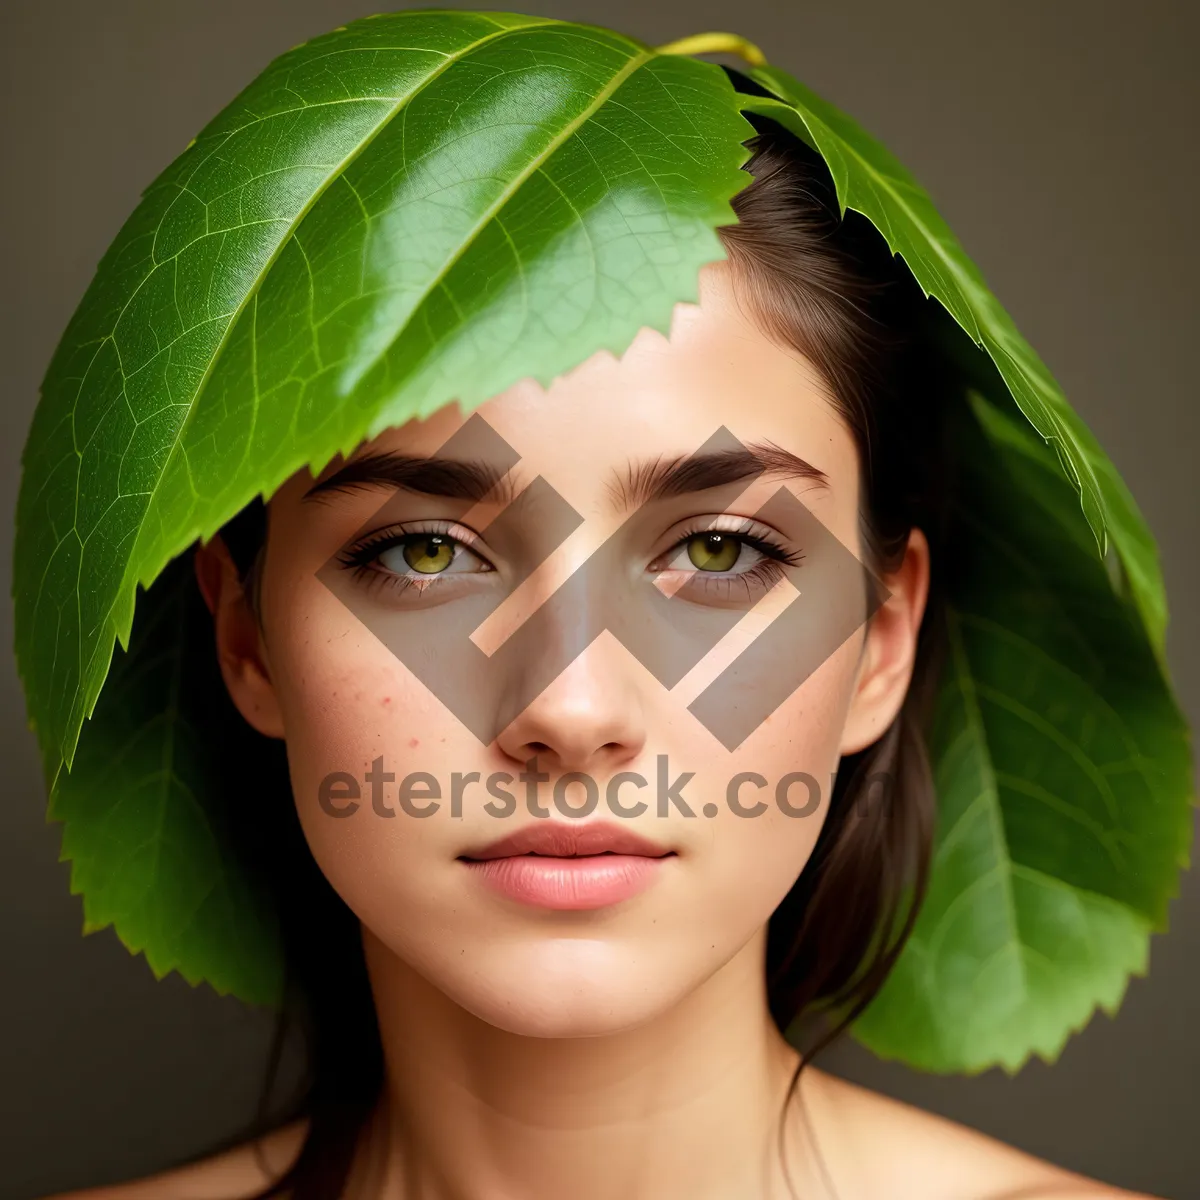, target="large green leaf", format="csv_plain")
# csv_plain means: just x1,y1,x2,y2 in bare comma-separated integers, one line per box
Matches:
737,71,1170,661
850,385,1192,1071
732,65,1192,1069
50,555,287,1005
14,11,754,999
15,11,754,777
